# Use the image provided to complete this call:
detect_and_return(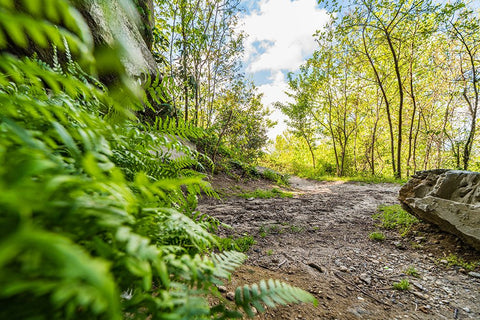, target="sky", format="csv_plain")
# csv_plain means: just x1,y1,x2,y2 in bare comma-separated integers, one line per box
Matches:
237,0,330,140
